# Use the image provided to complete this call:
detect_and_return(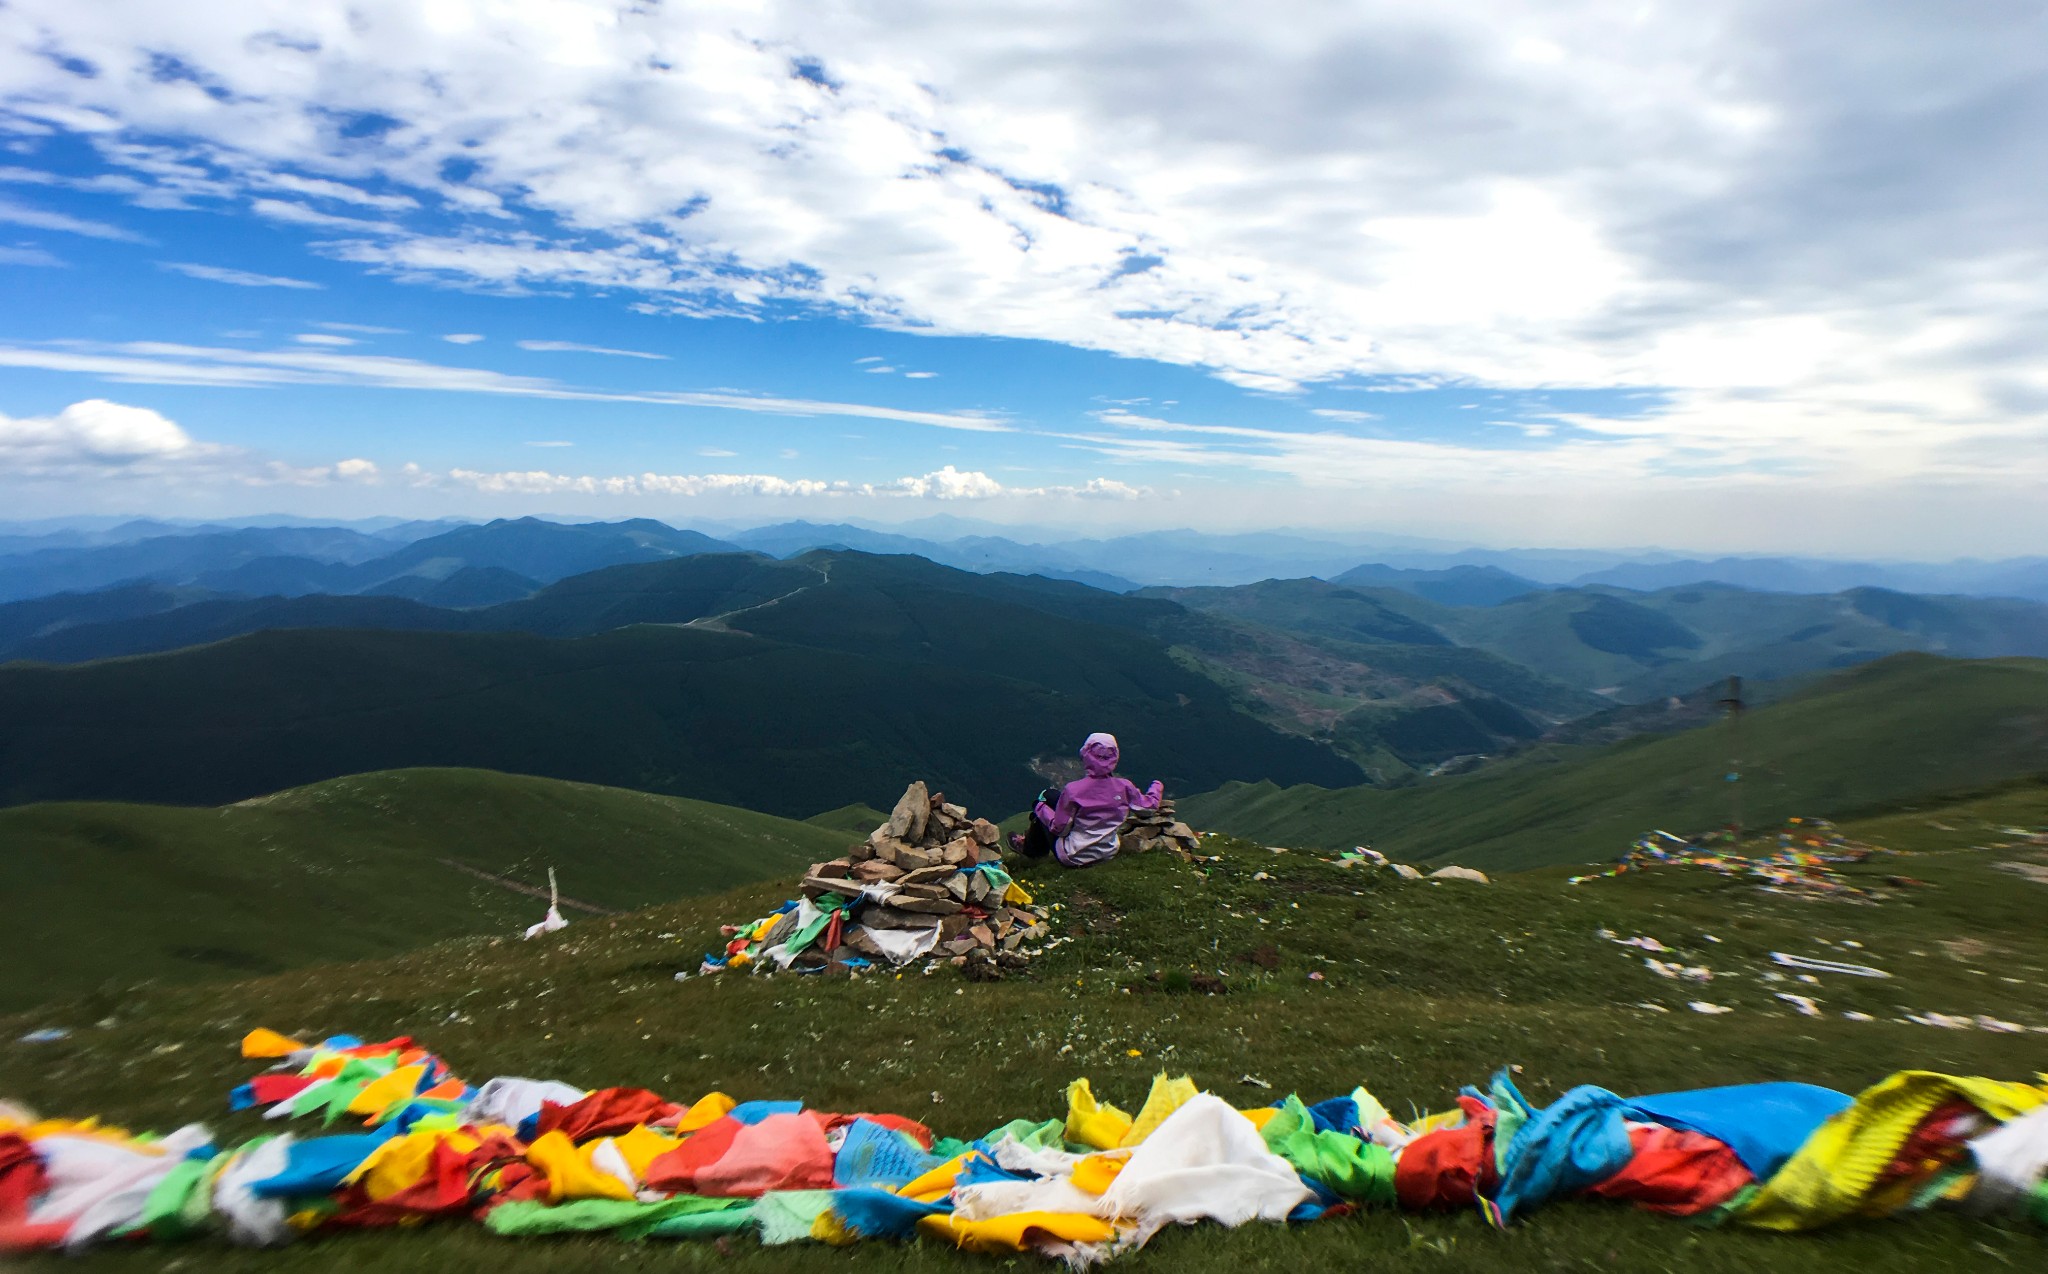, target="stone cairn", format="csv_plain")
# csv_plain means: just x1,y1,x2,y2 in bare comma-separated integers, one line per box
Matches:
1115,797,1203,861
801,781,1053,977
